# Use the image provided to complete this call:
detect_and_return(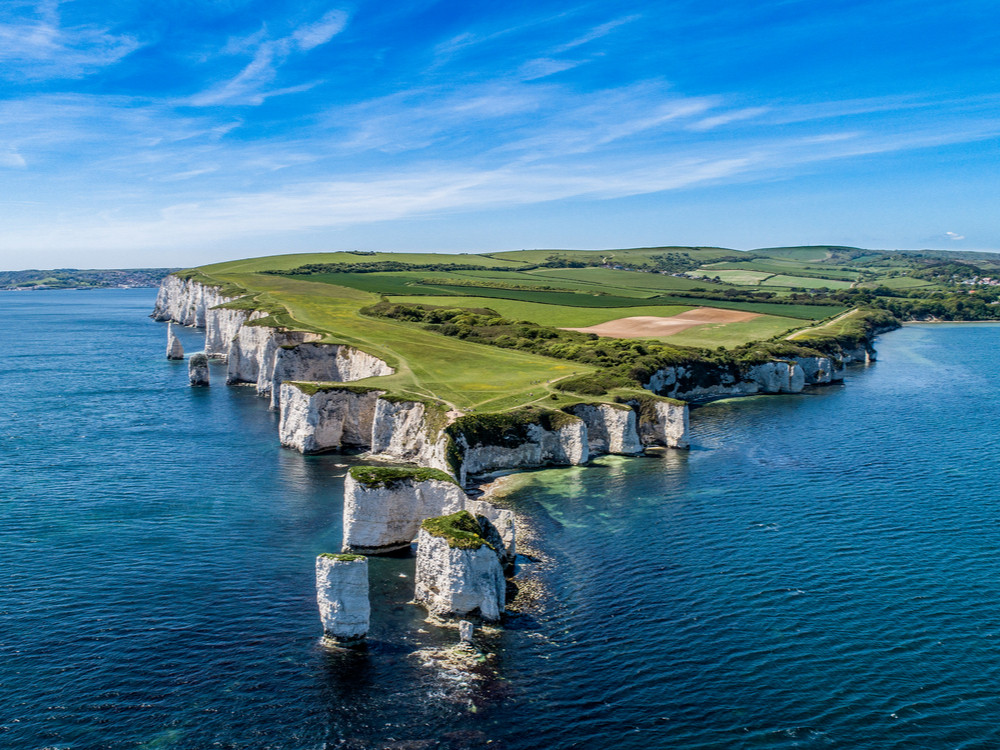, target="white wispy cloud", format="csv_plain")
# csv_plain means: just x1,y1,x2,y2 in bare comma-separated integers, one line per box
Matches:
0,0,140,80
188,10,347,106
553,14,641,52
292,10,348,51
0,147,27,168
688,107,770,131
946,231,965,240
518,57,582,81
